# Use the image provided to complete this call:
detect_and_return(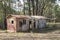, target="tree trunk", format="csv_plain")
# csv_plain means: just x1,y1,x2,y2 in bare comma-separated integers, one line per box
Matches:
27,0,31,15
36,0,38,15
3,2,7,29
31,0,34,15
23,0,25,15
